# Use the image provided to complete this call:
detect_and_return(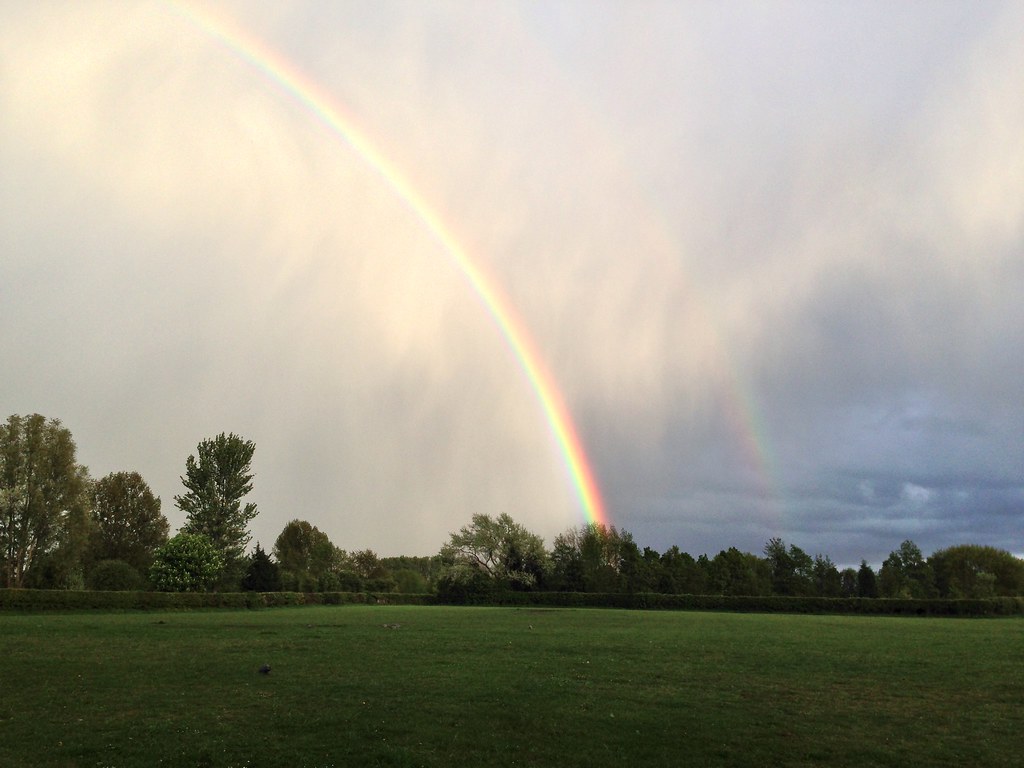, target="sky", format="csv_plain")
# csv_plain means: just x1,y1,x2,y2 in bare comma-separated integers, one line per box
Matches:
2,1,1022,566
